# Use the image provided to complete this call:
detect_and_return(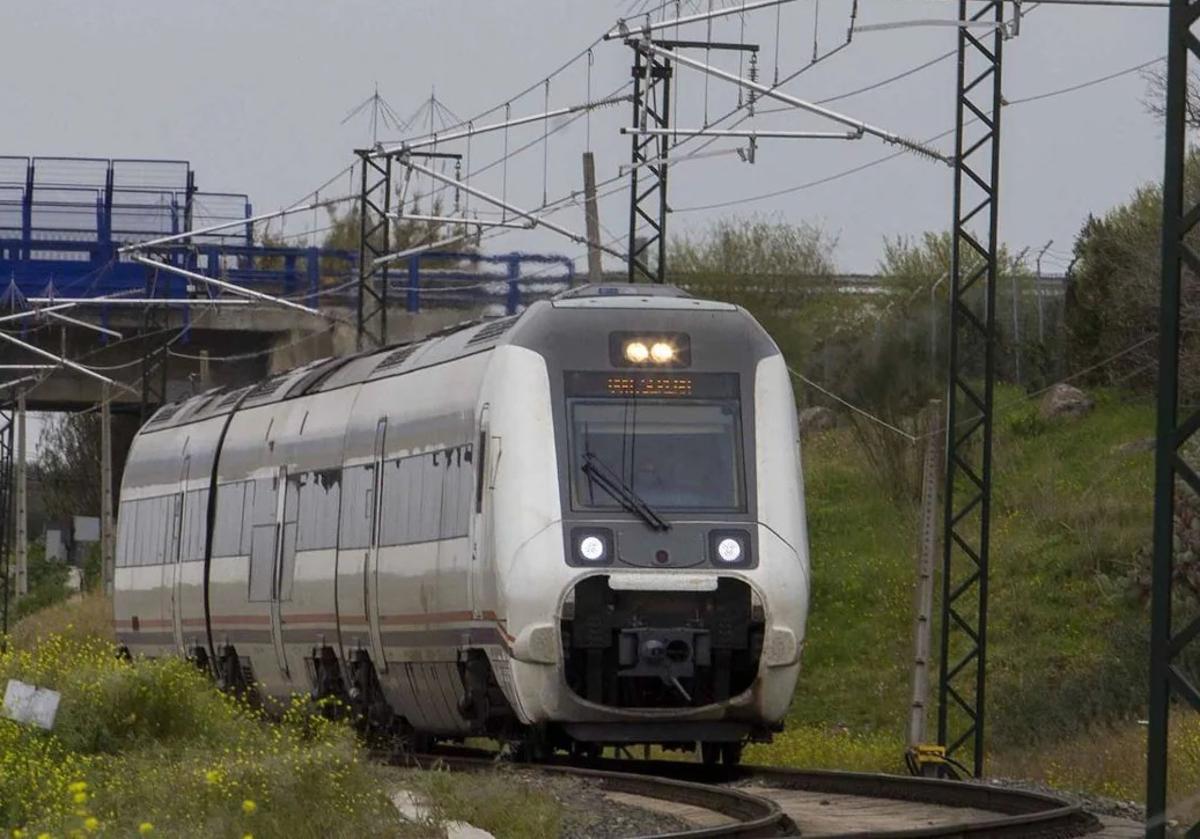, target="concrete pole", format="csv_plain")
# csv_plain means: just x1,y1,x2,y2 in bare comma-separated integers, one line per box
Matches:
14,392,27,599
582,152,604,285
907,401,943,755
101,384,114,596
199,349,211,387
